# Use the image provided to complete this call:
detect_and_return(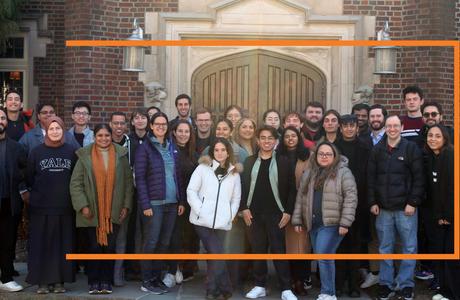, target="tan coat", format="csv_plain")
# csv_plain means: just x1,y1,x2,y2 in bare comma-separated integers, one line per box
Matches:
285,159,310,254
291,156,357,234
